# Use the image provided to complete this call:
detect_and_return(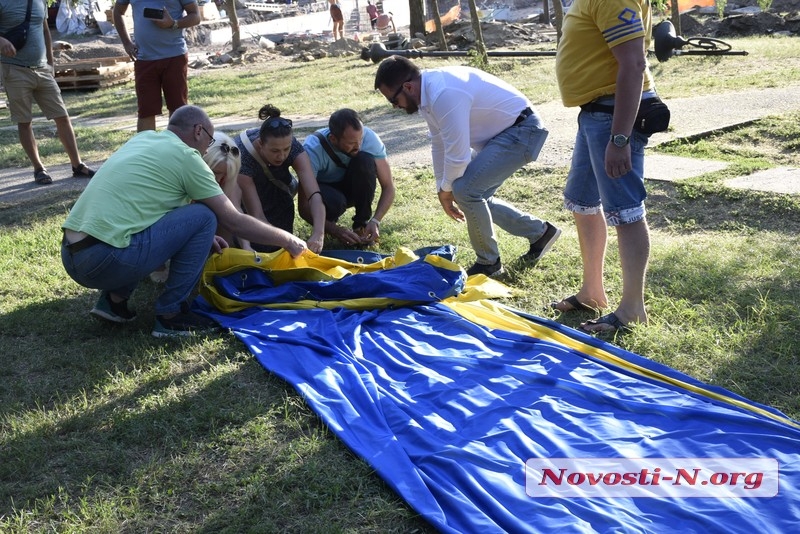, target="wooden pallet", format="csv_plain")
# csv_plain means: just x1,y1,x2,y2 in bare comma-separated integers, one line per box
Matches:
54,56,134,91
